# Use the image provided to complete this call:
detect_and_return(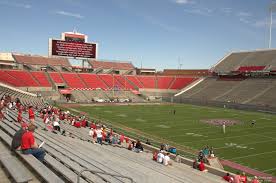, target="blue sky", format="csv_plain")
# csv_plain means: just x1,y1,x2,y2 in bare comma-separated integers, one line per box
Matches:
0,0,275,70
